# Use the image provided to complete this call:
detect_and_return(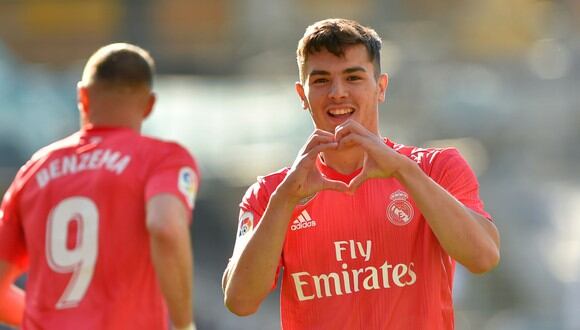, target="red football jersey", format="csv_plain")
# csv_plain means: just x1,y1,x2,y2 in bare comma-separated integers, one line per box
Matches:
0,126,200,330
237,139,491,330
